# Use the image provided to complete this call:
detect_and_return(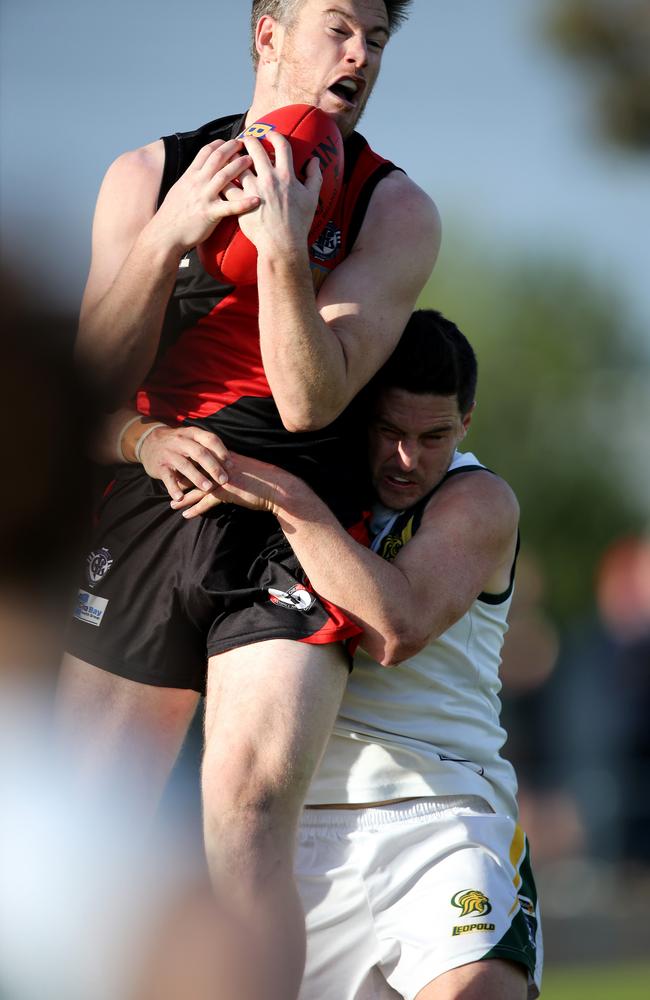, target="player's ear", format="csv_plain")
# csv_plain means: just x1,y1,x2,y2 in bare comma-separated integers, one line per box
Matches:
255,15,282,65
460,400,476,438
